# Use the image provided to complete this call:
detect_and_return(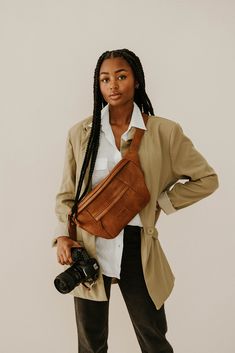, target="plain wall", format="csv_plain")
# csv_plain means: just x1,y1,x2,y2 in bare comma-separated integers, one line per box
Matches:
1,1,234,352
